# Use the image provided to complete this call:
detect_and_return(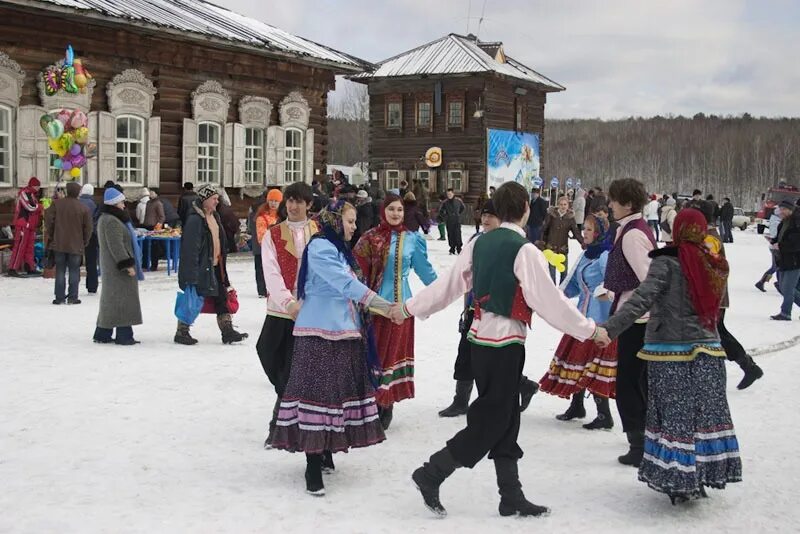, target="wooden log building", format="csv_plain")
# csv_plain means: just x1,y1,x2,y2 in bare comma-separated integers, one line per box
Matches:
0,0,368,224
351,33,564,211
